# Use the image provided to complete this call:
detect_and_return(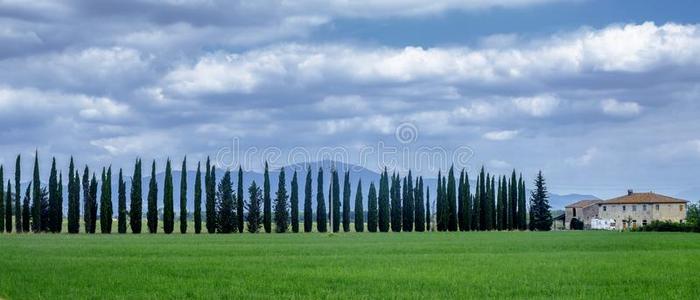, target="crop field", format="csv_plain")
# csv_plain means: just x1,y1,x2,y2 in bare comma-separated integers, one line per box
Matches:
1,231,699,299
